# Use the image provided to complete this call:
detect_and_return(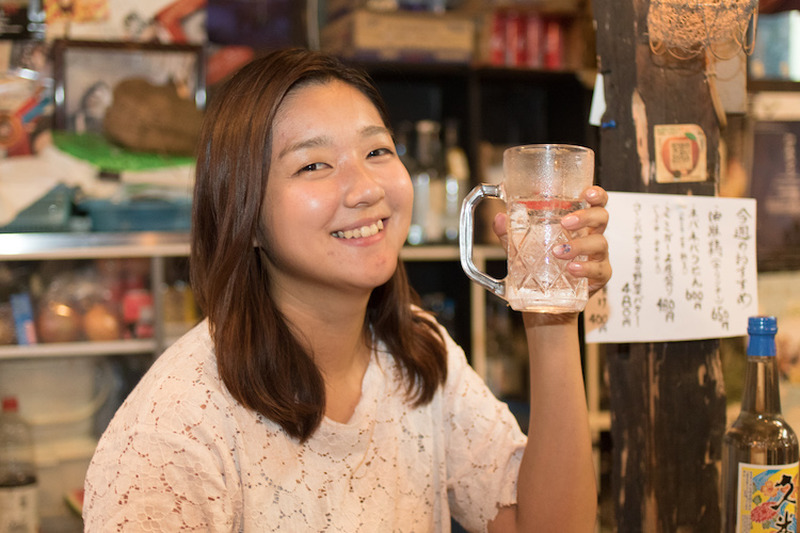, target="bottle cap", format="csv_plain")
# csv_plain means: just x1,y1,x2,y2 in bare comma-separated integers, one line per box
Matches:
748,315,778,335
747,315,778,357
